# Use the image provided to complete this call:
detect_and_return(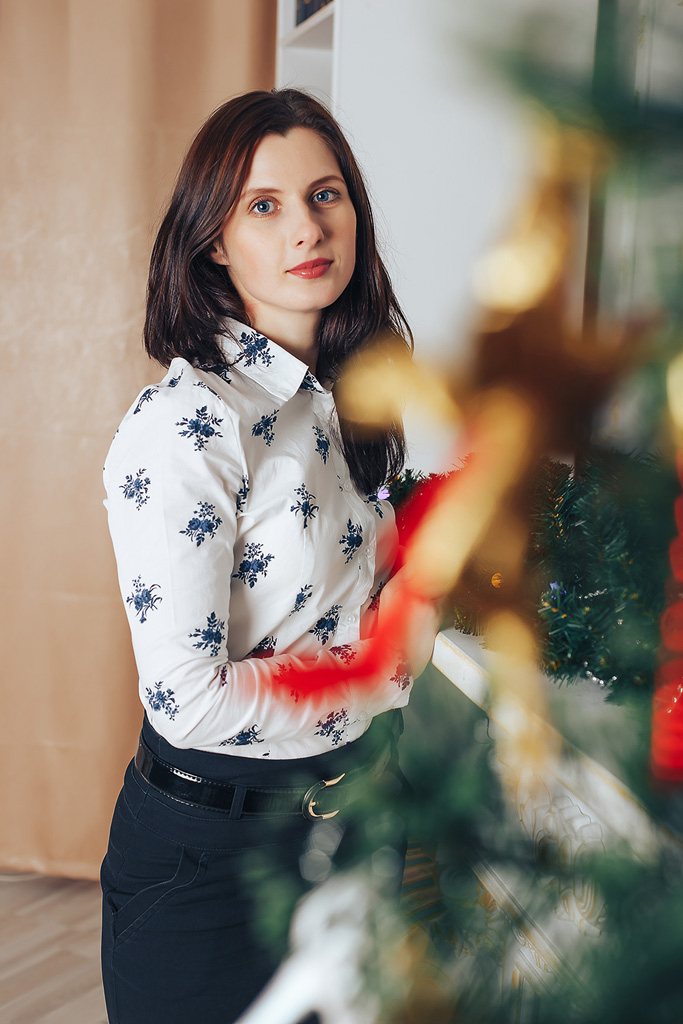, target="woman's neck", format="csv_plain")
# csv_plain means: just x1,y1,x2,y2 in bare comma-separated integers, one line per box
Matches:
249,308,321,375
